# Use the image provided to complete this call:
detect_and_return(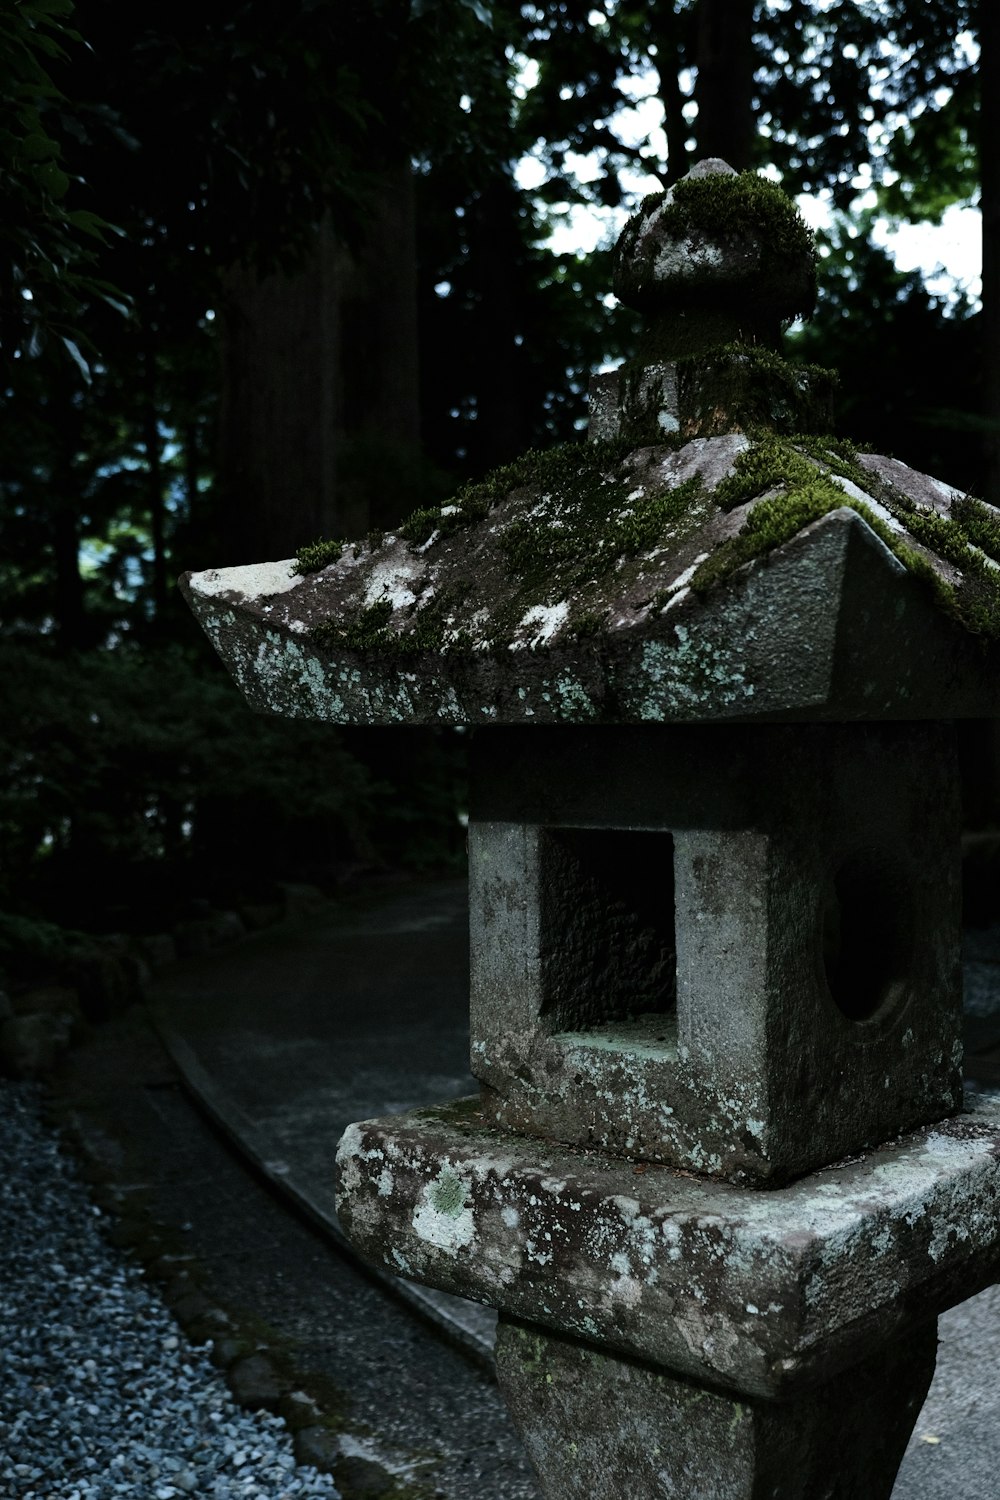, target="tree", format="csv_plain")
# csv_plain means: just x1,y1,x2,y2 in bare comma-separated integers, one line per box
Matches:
0,0,128,375
1,0,995,939
981,0,999,503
